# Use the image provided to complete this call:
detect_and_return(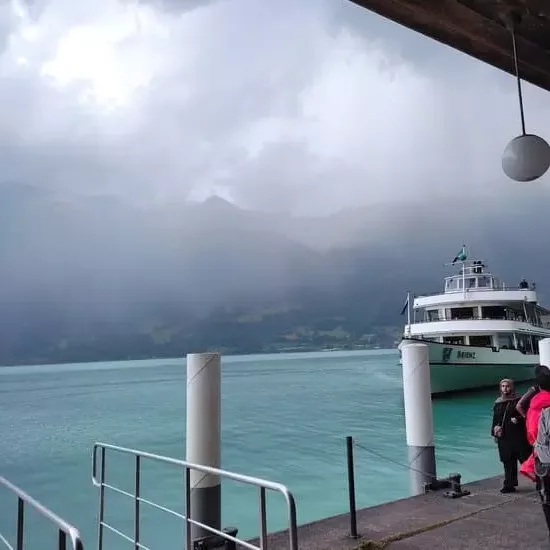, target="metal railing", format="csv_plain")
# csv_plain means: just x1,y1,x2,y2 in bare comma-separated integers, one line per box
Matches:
412,313,548,327
0,476,84,550
92,442,298,550
416,285,536,298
